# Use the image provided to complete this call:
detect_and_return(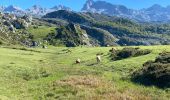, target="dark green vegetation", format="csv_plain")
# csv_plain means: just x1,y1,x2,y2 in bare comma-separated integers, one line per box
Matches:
132,51,170,88
110,47,151,60
45,23,92,47
109,47,151,60
0,45,169,99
